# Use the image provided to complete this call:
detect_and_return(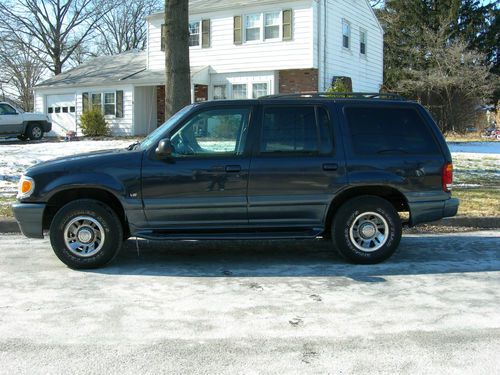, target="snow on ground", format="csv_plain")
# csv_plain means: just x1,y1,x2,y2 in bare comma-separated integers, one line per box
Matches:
0,139,499,198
